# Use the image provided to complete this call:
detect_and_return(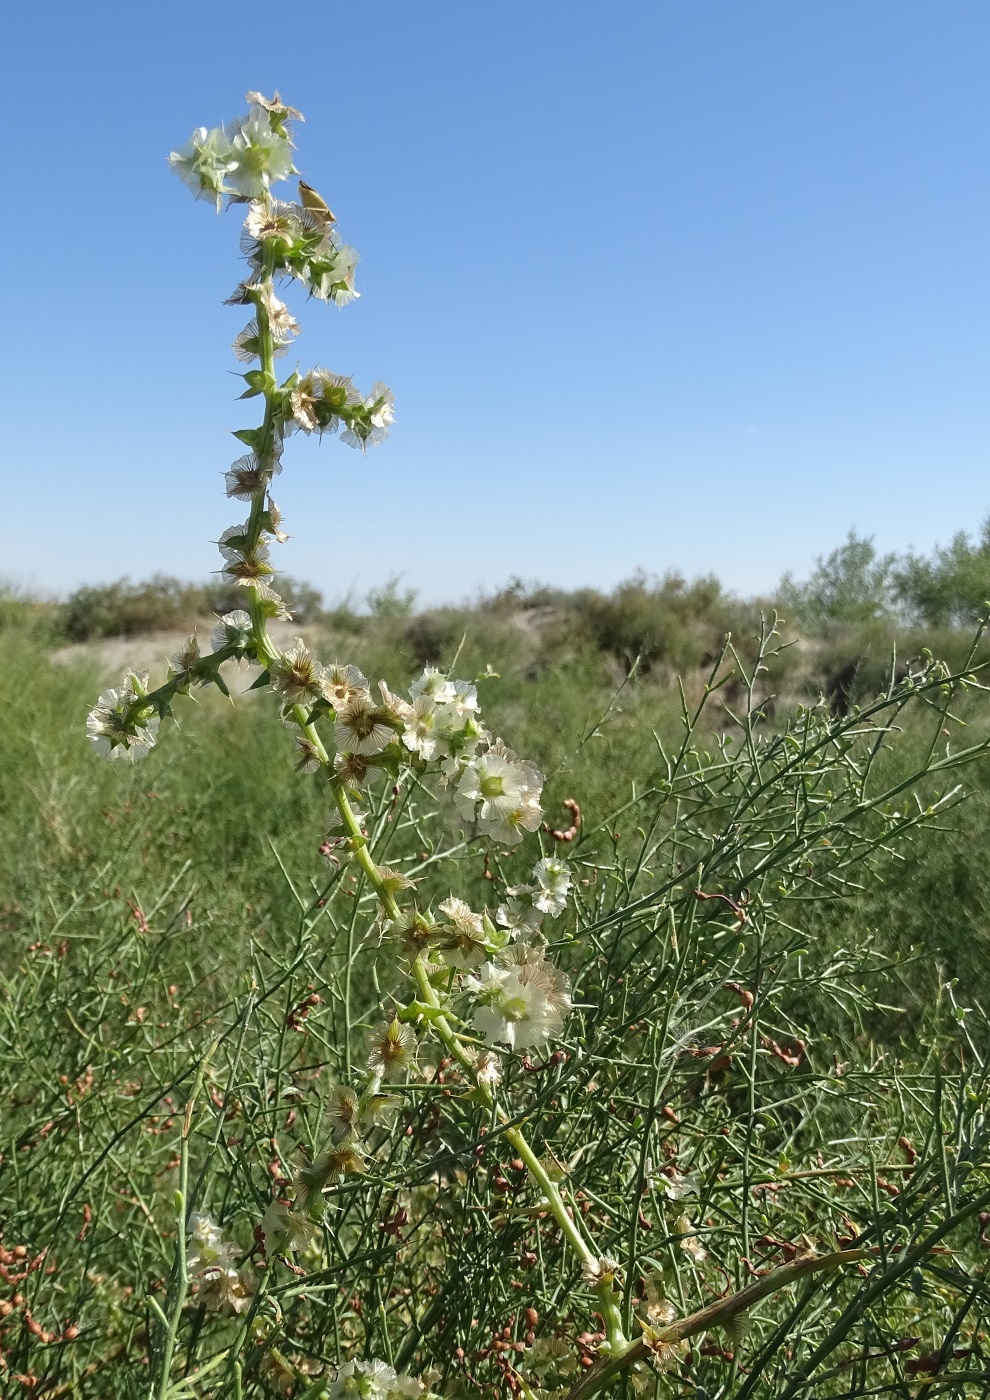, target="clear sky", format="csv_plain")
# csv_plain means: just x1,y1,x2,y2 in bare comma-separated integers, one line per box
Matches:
5,1,990,606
